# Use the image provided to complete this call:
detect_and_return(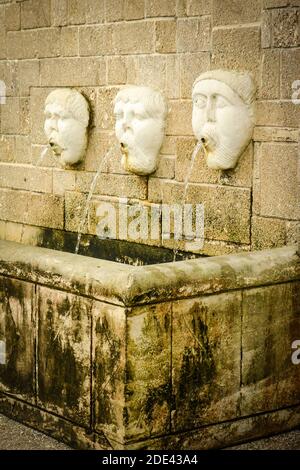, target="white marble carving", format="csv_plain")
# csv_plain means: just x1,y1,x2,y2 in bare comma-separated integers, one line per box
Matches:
192,70,256,170
44,89,89,166
114,86,167,175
